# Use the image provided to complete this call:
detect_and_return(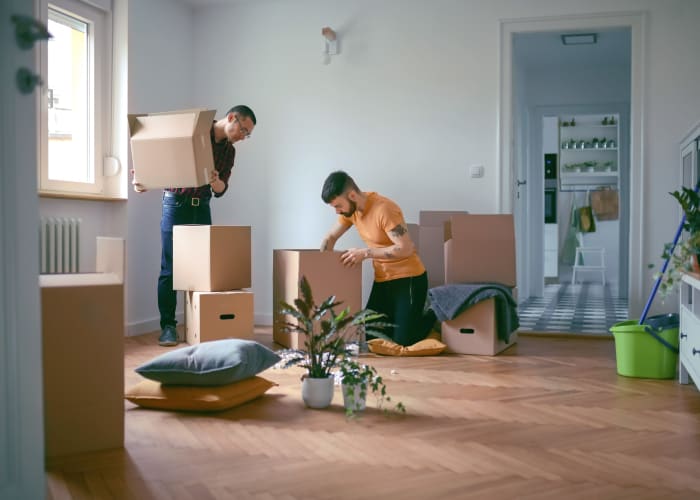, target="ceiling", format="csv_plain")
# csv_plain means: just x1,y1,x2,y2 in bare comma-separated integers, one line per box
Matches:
514,28,631,69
